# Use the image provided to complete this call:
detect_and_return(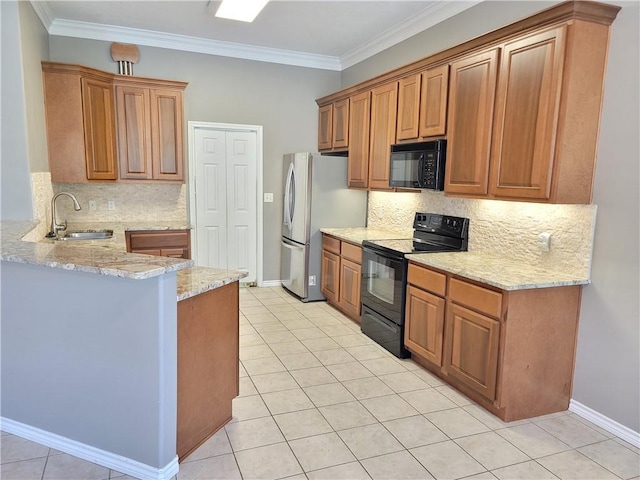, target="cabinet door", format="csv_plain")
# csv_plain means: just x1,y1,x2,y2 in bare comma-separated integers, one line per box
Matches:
339,258,361,320
369,82,398,190
81,77,118,180
321,249,340,304
318,104,333,151
348,91,371,188
405,285,445,367
419,65,449,138
332,99,349,149
396,74,421,141
490,27,566,200
445,49,498,195
444,302,500,401
150,89,184,181
116,85,153,180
